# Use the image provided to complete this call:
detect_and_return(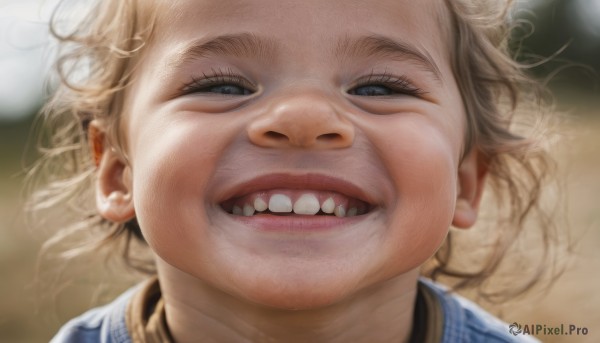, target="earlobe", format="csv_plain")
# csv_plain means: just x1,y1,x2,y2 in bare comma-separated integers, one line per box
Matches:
97,190,135,223
89,120,136,223
452,148,488,229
